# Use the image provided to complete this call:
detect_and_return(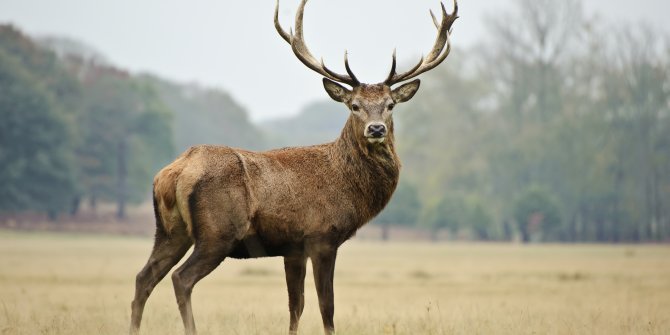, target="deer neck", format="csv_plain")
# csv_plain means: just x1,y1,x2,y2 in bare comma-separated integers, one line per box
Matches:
334,117,401,221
